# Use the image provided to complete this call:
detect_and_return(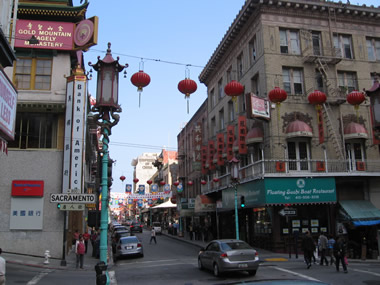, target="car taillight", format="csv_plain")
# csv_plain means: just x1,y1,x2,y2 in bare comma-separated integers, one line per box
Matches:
140,225,143,228
130,225,134,228
255,251,259,257
220,253,228,258
137,243,142,248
